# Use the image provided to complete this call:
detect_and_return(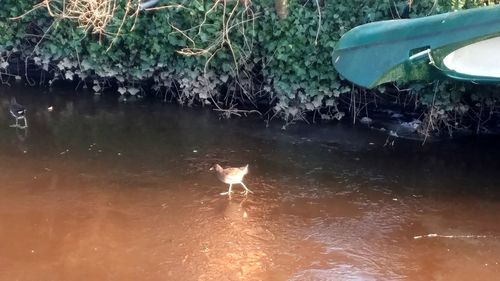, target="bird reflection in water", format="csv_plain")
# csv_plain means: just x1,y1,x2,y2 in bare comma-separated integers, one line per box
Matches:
15,126,29,154
213,196,273,279
223,196,249,220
